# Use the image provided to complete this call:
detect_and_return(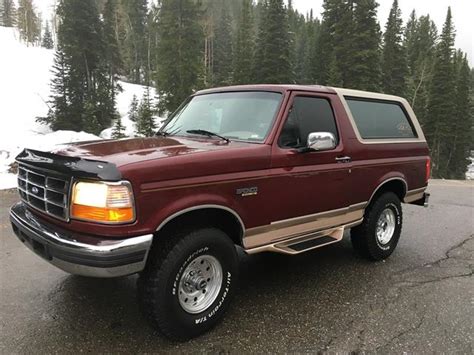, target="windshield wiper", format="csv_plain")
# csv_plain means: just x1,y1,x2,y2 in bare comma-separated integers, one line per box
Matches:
156,130,170,137
186,129,231,144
